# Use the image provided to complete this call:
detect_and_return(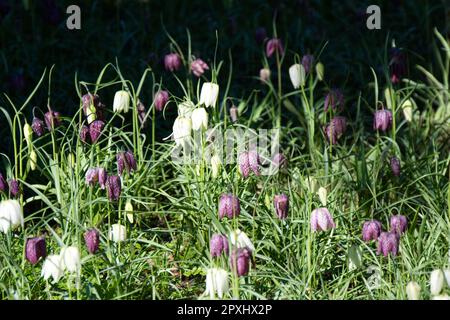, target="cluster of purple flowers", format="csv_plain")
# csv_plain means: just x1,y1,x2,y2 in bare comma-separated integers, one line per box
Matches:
31,109,61,137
